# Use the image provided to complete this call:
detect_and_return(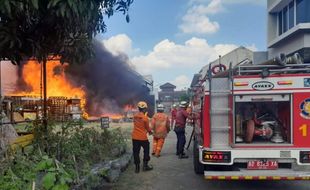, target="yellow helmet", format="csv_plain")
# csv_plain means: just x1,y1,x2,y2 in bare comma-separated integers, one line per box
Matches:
137,101,148,109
